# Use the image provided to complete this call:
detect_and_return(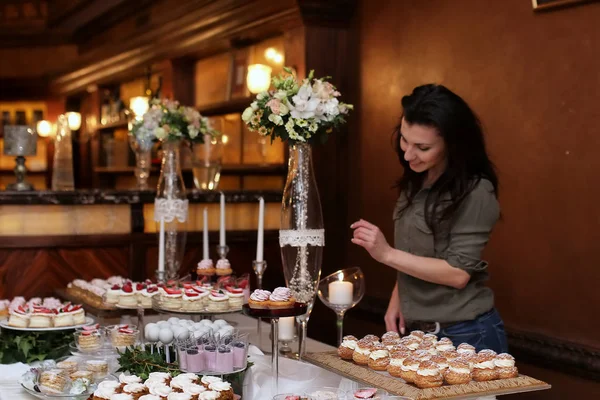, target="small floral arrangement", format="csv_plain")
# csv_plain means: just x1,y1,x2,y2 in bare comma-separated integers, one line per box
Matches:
242,67,353,144
131,98,218,143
